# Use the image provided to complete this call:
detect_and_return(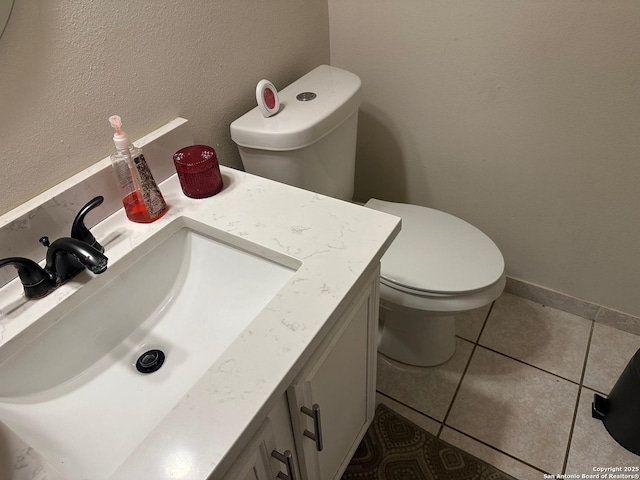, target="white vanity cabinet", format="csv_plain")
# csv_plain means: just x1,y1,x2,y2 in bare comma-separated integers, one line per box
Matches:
221,266,379,480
